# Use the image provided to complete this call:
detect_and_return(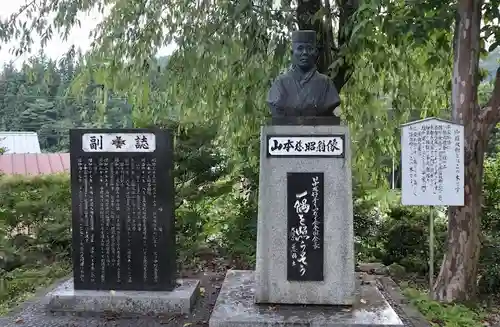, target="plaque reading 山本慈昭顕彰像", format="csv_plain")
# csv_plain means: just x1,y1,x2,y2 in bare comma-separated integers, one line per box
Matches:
69,129,175,291
267,135,345,157
287,172,324,281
